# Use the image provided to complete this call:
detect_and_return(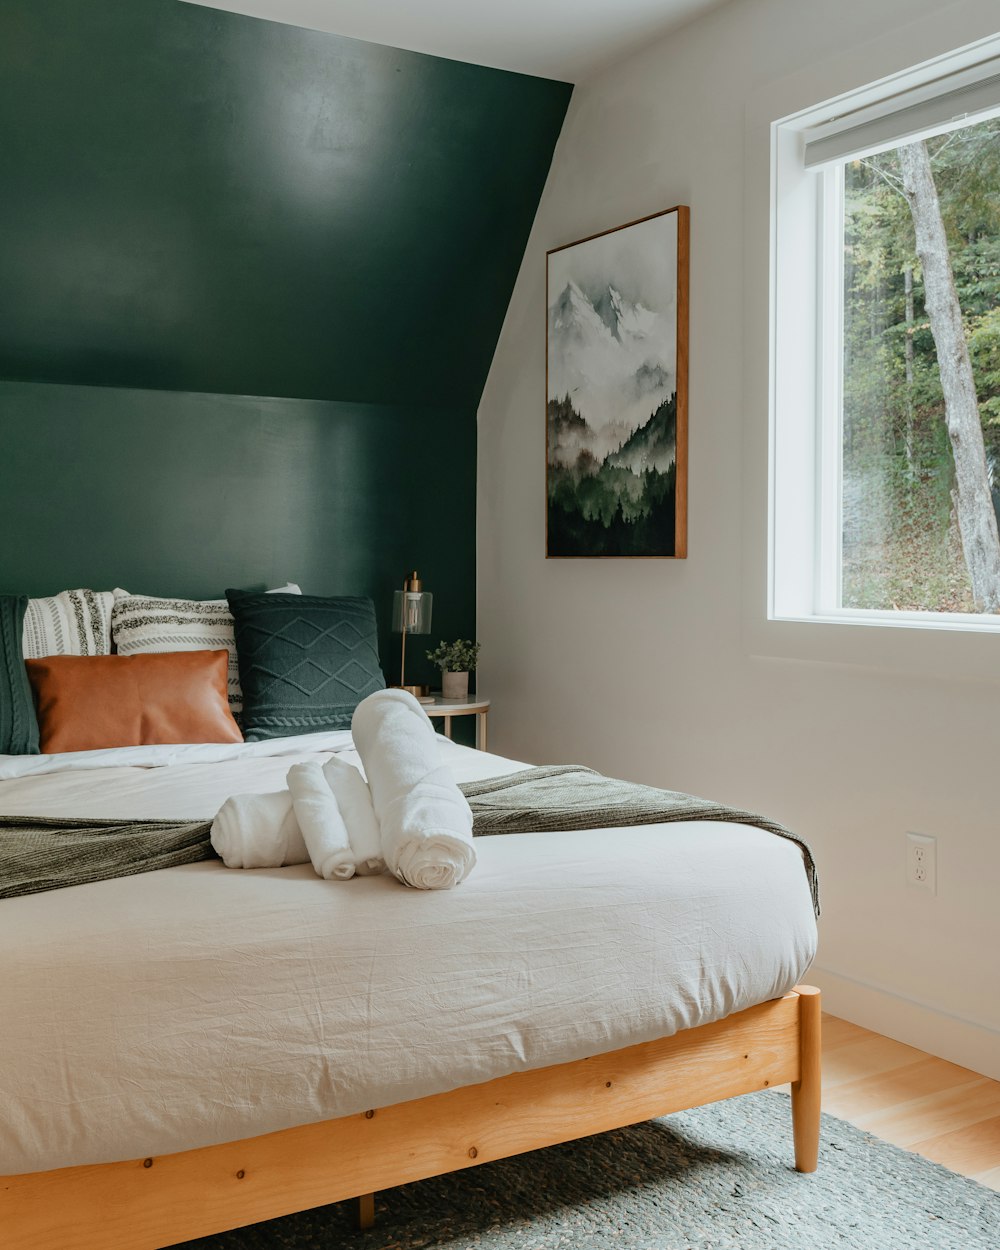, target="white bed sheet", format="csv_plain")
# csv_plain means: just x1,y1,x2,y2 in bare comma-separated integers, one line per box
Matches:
0,737,816,1175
